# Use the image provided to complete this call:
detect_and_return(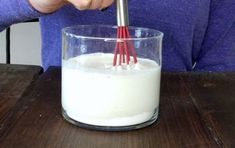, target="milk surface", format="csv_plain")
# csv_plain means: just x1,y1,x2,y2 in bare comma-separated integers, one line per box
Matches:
62,53,161,126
